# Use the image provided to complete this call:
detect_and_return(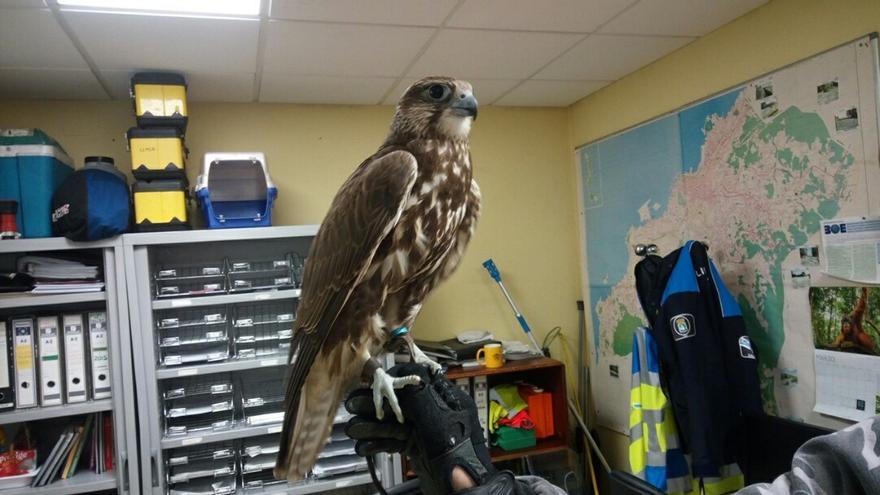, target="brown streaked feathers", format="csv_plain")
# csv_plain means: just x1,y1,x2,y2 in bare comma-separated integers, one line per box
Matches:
275,76,481,481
